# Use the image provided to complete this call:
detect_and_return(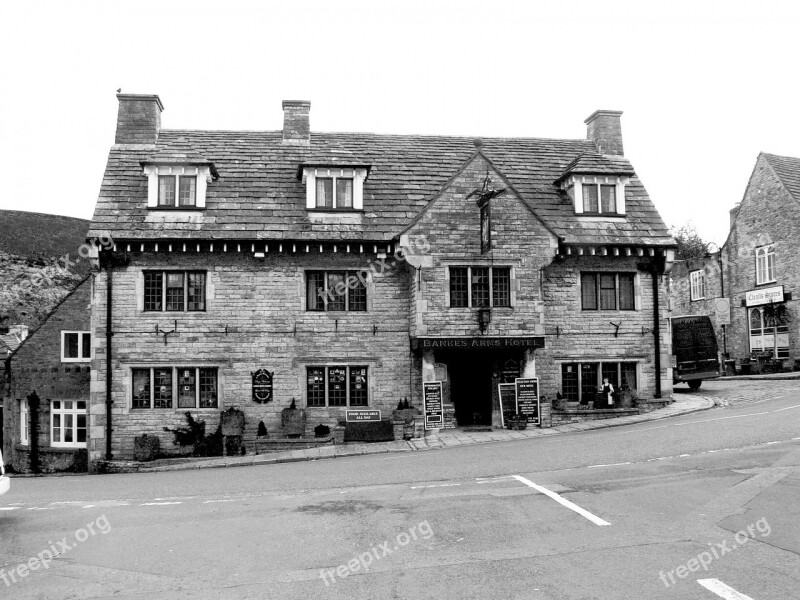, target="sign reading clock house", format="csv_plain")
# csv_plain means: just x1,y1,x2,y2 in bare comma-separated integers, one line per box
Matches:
252,369,274,403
